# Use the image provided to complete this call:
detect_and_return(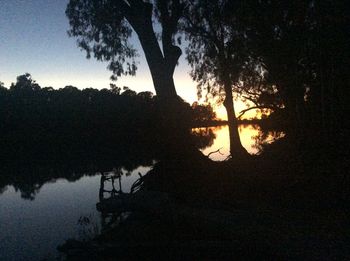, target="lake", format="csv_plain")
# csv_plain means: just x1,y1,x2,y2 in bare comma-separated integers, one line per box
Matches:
0,124,283,260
